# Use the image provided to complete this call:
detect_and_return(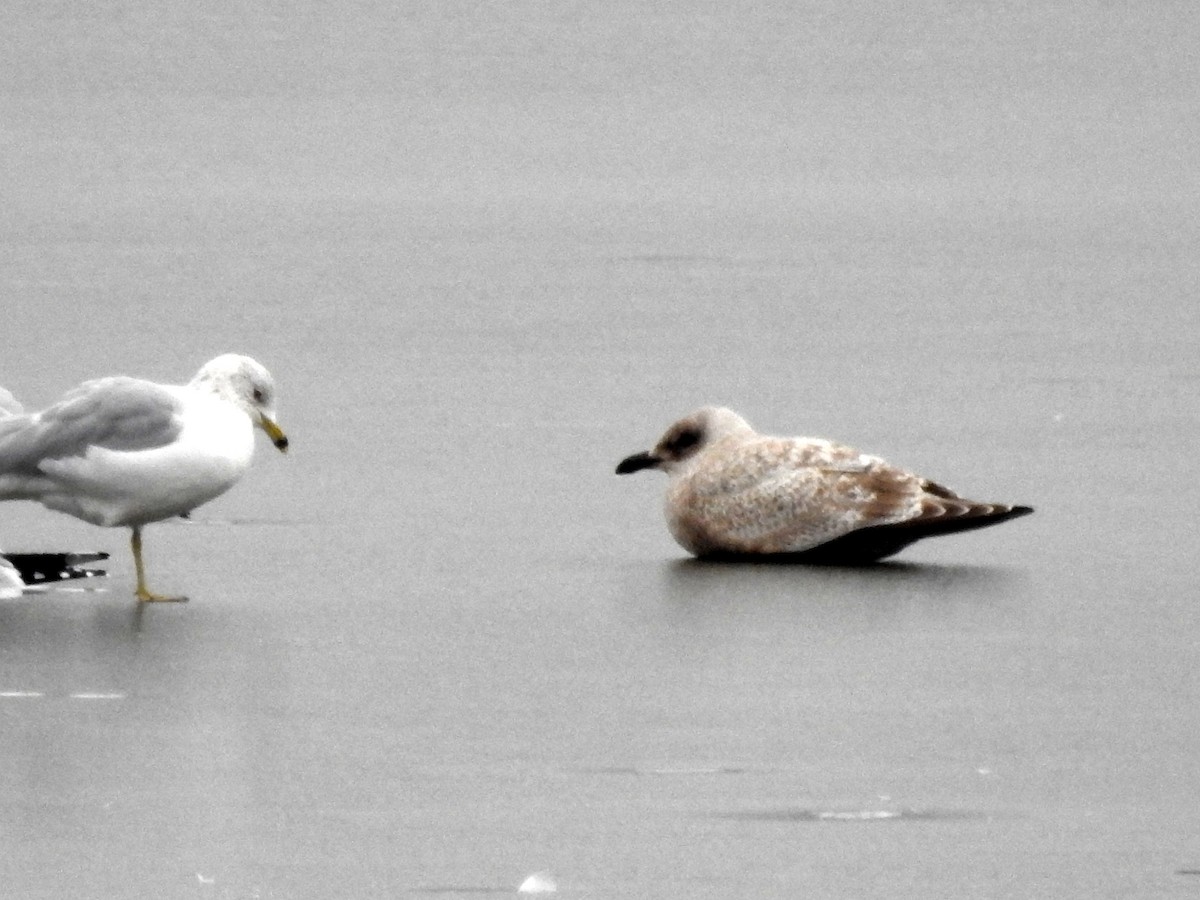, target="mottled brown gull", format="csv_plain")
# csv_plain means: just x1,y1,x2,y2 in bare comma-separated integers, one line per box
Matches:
616,406,1032,563
0,355,289,602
